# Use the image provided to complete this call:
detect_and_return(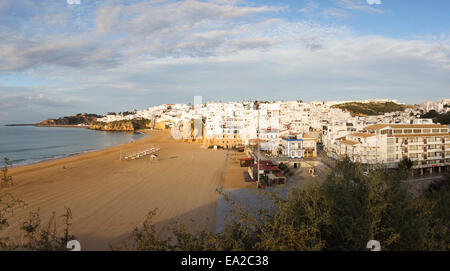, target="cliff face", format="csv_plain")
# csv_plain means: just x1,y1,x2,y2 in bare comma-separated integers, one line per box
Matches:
89,121,135,131
37,113,102,126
